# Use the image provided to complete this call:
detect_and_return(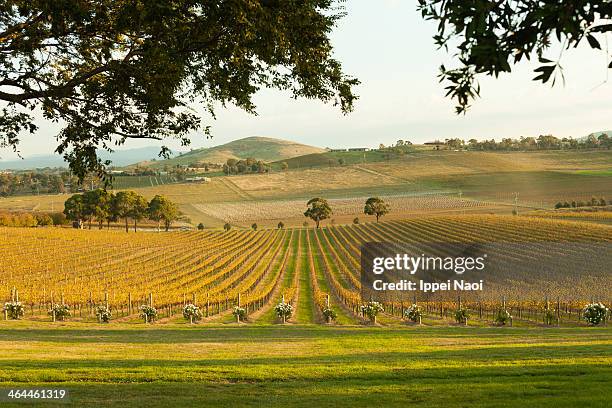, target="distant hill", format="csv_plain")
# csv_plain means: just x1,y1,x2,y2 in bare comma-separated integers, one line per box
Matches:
133,136,325,168
0,146,179,170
